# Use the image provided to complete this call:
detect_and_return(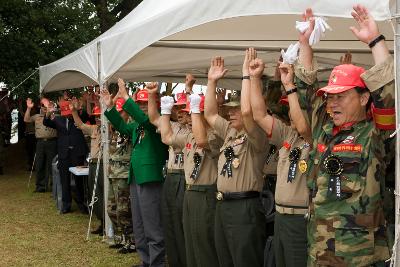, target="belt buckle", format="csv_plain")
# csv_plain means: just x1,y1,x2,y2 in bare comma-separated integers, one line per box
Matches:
216,192,224,201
